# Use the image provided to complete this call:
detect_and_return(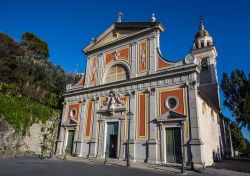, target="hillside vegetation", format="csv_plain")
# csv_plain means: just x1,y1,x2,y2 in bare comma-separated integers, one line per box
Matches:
0,32,80,135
